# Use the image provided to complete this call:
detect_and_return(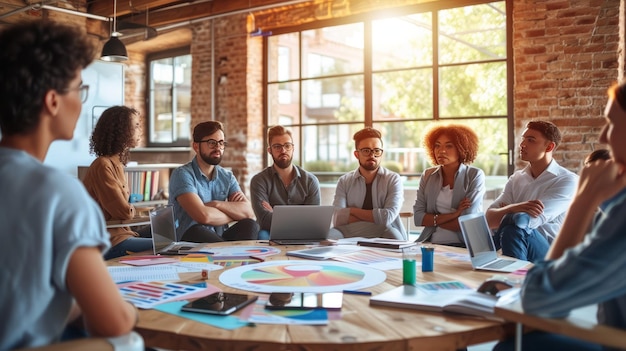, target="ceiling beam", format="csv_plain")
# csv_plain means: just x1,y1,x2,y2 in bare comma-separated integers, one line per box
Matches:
88,0,191,17
90,0,308,27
